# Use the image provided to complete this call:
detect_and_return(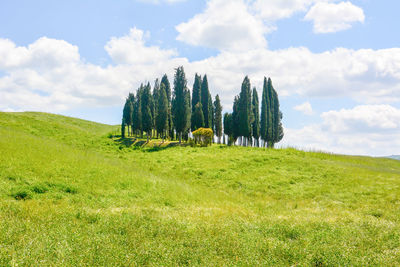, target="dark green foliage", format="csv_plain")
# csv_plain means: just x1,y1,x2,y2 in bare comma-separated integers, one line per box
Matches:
121,118,126,138
133,85,143,136
122,96,133,136
232,95,240,143
252,87,260,147
260,78,268,145
156,83,169,141
172,66,191,143
223,112,233,145
260,77,284,148
191,73,203,130
213,94,223,143
161,74,174,140
239,76,253,143
192,102,204,131
152,79,160,130
141,83,153,141
201,75,212,128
